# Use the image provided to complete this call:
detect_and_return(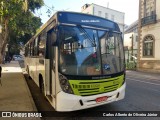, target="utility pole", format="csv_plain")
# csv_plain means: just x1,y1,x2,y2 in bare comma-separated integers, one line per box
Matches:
130,34,134,61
